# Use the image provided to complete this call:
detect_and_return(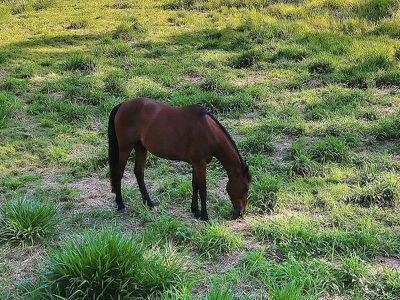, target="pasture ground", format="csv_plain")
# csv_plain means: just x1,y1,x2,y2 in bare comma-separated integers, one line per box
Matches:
1,0,400,299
